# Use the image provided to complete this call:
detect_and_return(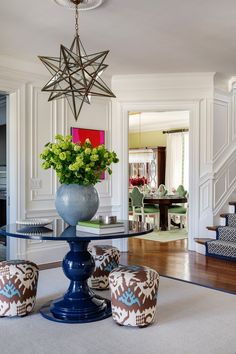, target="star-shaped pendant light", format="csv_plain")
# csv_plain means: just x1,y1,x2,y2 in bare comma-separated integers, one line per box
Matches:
39,0,115,121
